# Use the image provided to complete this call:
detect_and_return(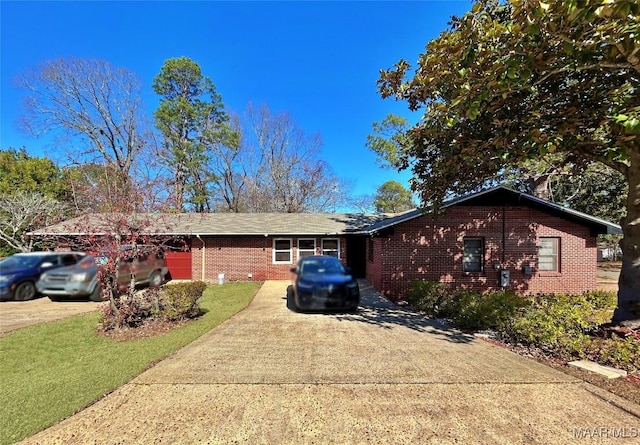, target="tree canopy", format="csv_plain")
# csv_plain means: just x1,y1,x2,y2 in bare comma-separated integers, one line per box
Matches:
375,0,639,324
153,56,232,212
374,180,415,213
